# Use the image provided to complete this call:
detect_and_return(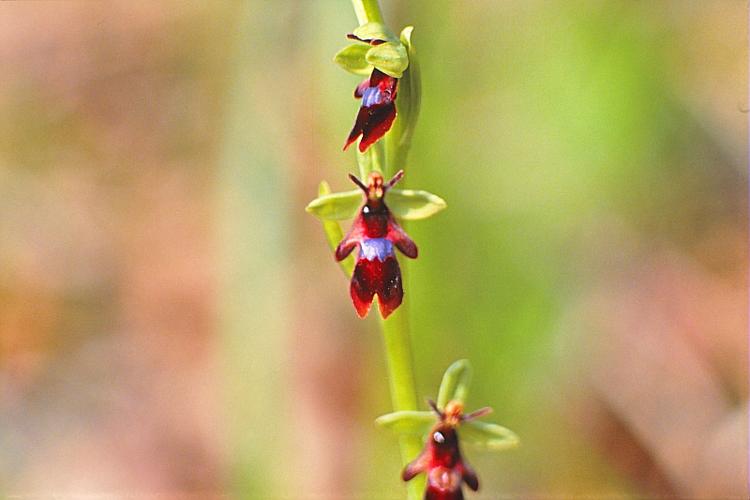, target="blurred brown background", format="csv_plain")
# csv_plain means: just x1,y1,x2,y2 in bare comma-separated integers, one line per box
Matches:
0,1,746,498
